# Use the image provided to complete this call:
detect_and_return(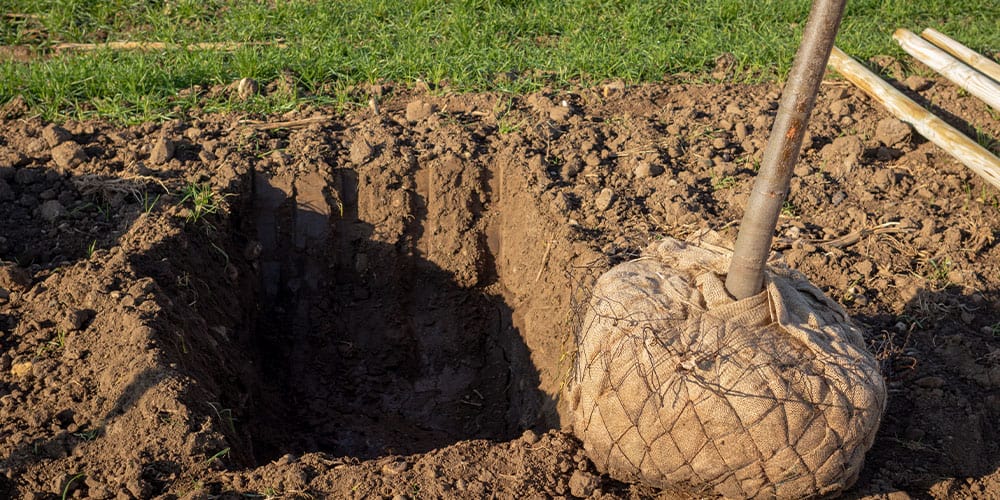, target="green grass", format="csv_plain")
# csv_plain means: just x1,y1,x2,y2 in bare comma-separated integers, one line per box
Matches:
2,0,997,122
